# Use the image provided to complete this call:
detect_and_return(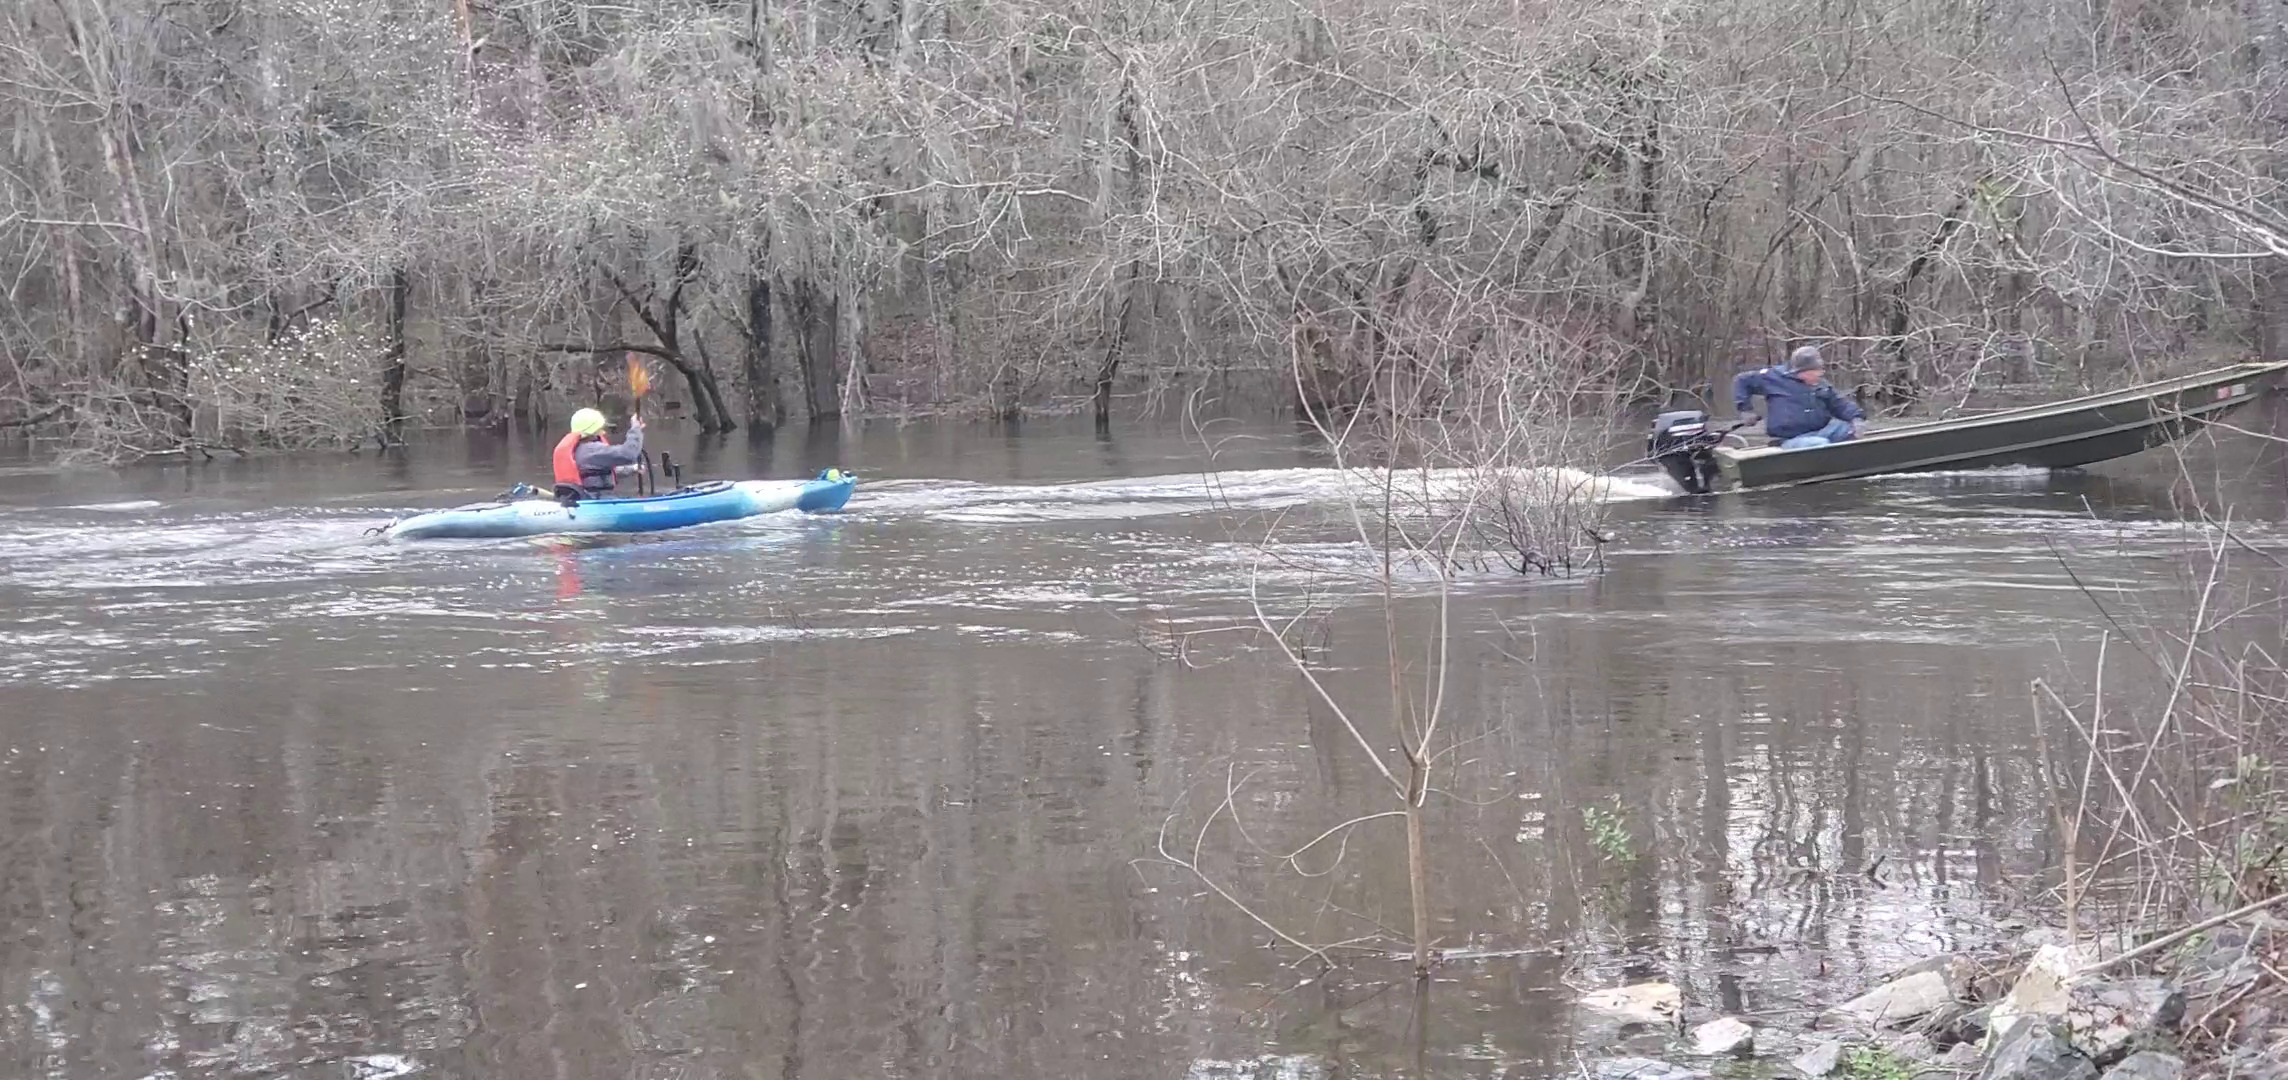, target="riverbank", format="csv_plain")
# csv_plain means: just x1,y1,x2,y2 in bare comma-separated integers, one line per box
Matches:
1576,901,2288,1080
